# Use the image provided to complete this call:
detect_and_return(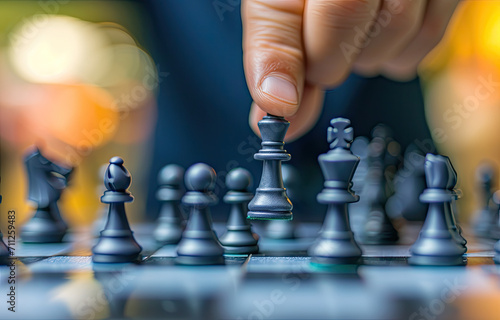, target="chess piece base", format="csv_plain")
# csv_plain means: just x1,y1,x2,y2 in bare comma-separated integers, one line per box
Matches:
176,255,225,265
310,255,361,265
92,232,142,263
247,211,292,220
220,229,259,255
176,233,225,266
408,255,466,266
21,208,67,243
92,252,141,263
222,244,259,255
409,234,466,266
308,236,362,265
